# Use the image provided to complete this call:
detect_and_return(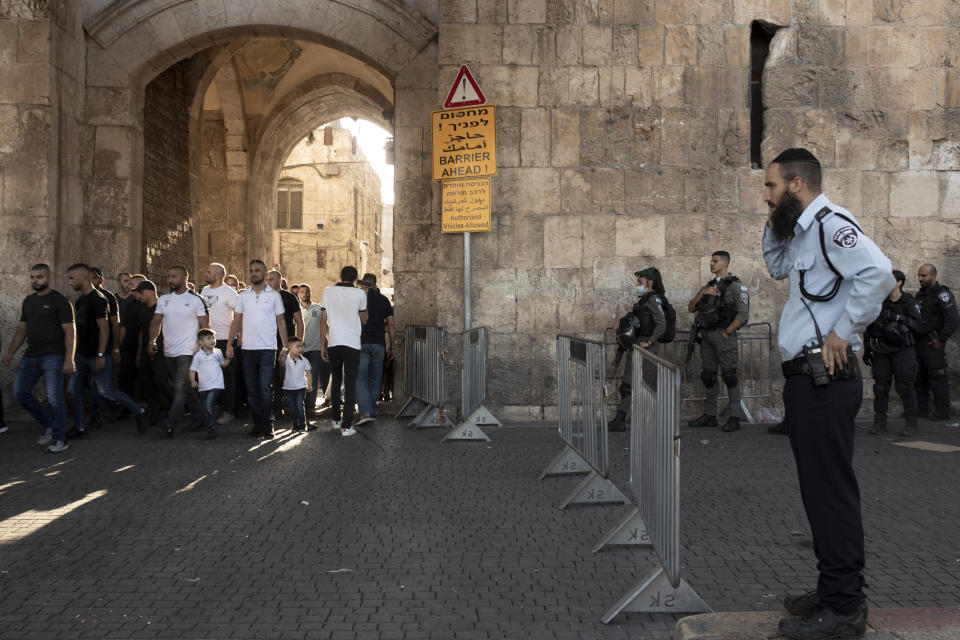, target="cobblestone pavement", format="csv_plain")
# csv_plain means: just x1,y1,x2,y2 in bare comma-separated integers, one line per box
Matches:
0,408,958,639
